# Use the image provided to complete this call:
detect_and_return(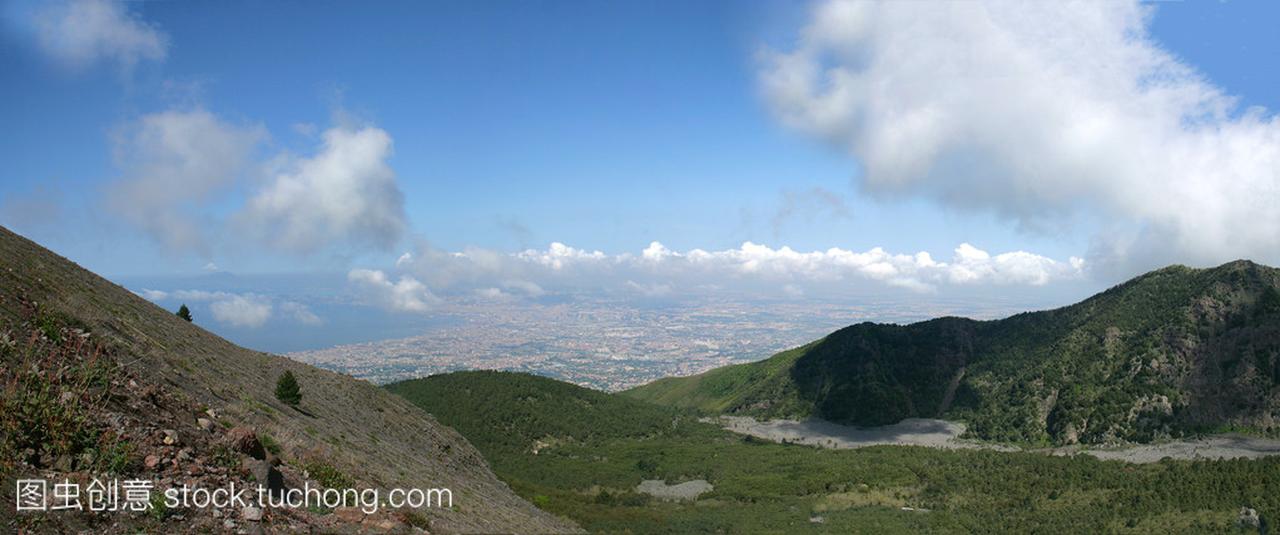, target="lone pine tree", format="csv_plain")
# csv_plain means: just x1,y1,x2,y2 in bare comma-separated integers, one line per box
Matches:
275,370,301,406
